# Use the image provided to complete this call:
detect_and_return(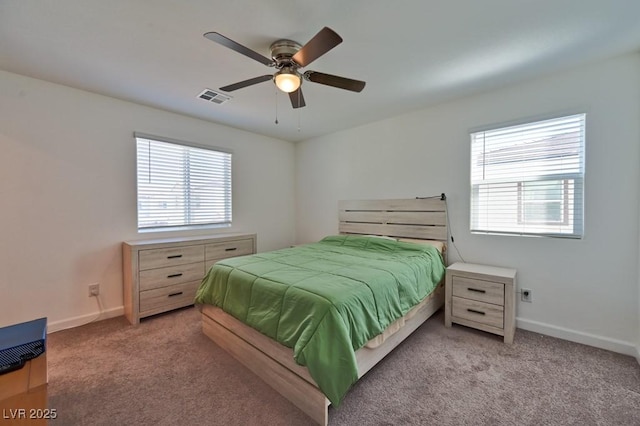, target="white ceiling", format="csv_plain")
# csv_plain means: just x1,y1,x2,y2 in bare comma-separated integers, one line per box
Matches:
2,1,640,142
